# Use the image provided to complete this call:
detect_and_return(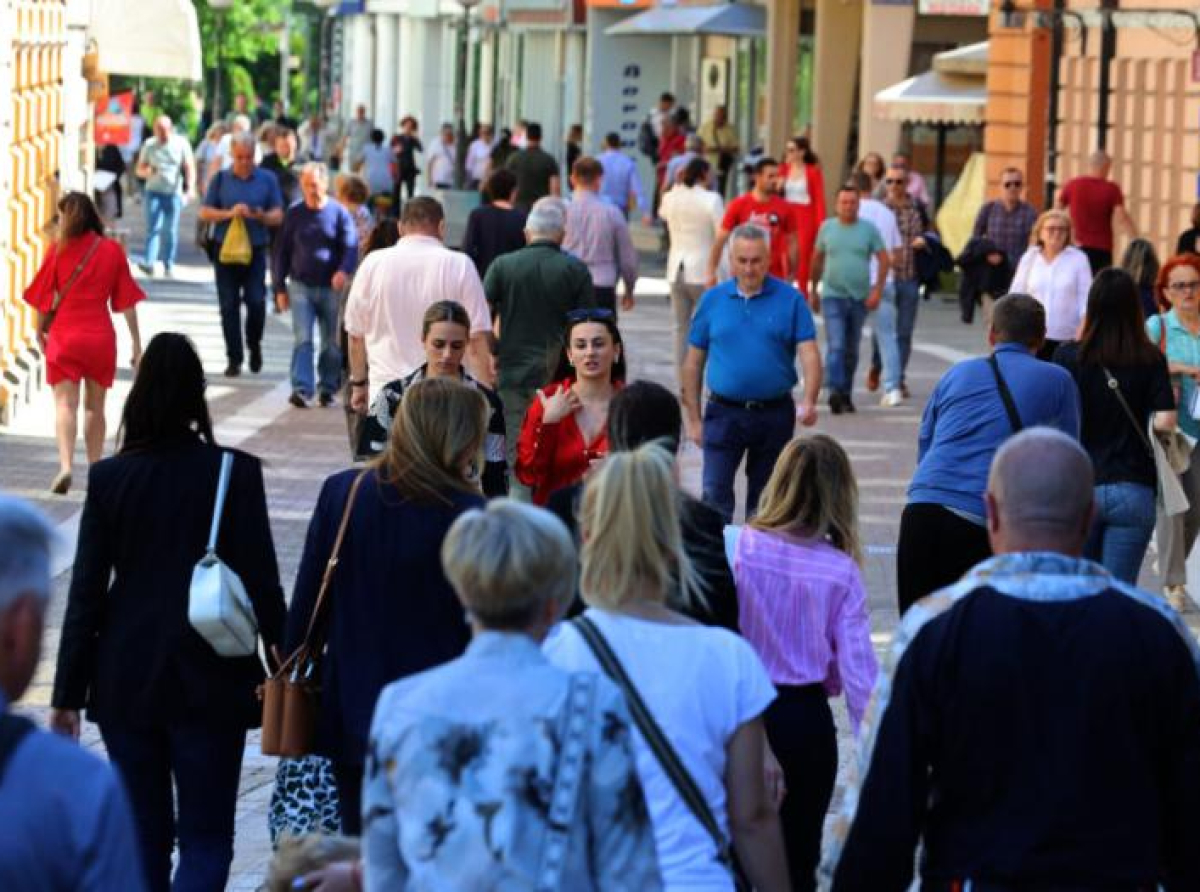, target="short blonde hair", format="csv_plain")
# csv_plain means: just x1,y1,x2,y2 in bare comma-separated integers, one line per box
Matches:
579,444,703,610
264,834,360,892
441,500,577,629
1031,209,1073,247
